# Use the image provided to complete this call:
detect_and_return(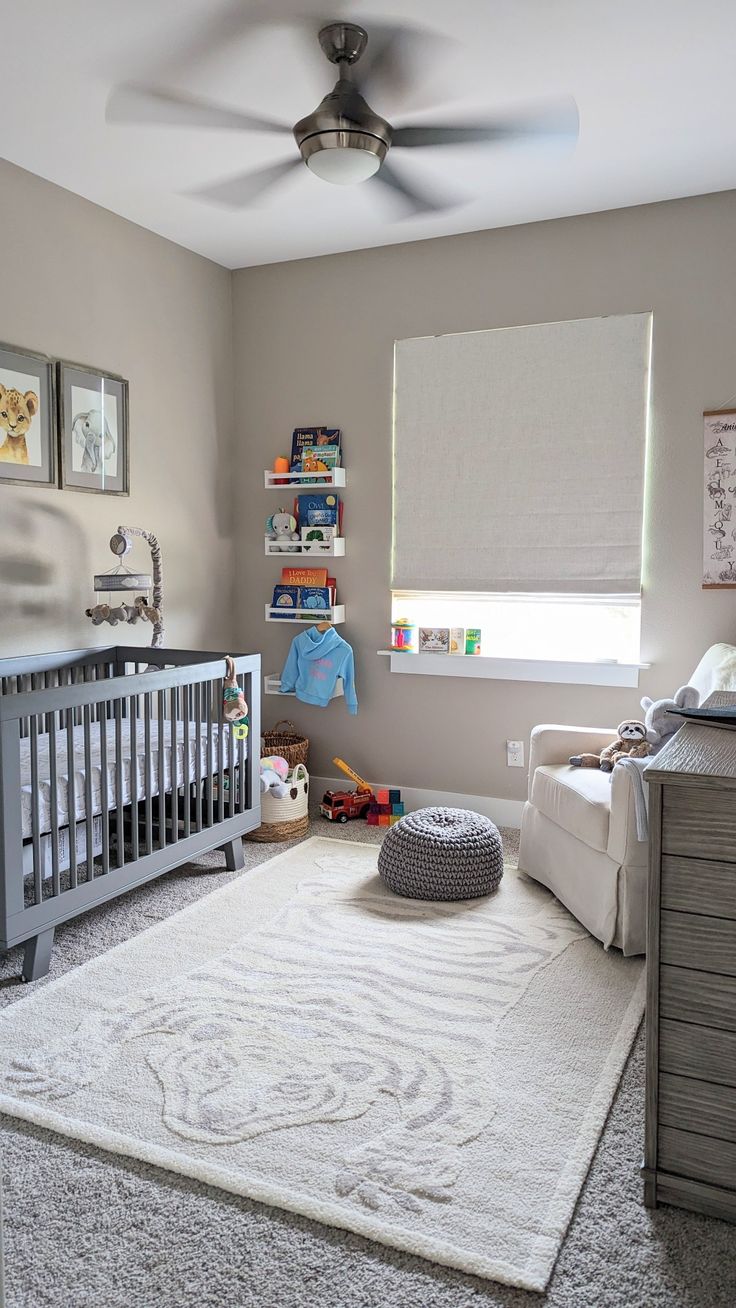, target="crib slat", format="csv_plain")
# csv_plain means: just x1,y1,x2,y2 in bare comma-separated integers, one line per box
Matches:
30,716,42,905
83,704,94,883
193,682,202,833
158,689,167,849
129,693,139,862
182,684,191,839
99,708,109,876
48,713,60,896
218,679,225,824
114,697,124,868
144,692,153,855
169,682,179,845
66,706,78,890
207,681,214,829
237,674,246,814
